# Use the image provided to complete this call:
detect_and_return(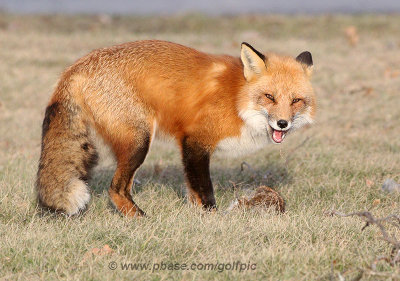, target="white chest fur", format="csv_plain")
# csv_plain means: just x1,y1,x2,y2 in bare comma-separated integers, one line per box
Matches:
215,109,270,157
